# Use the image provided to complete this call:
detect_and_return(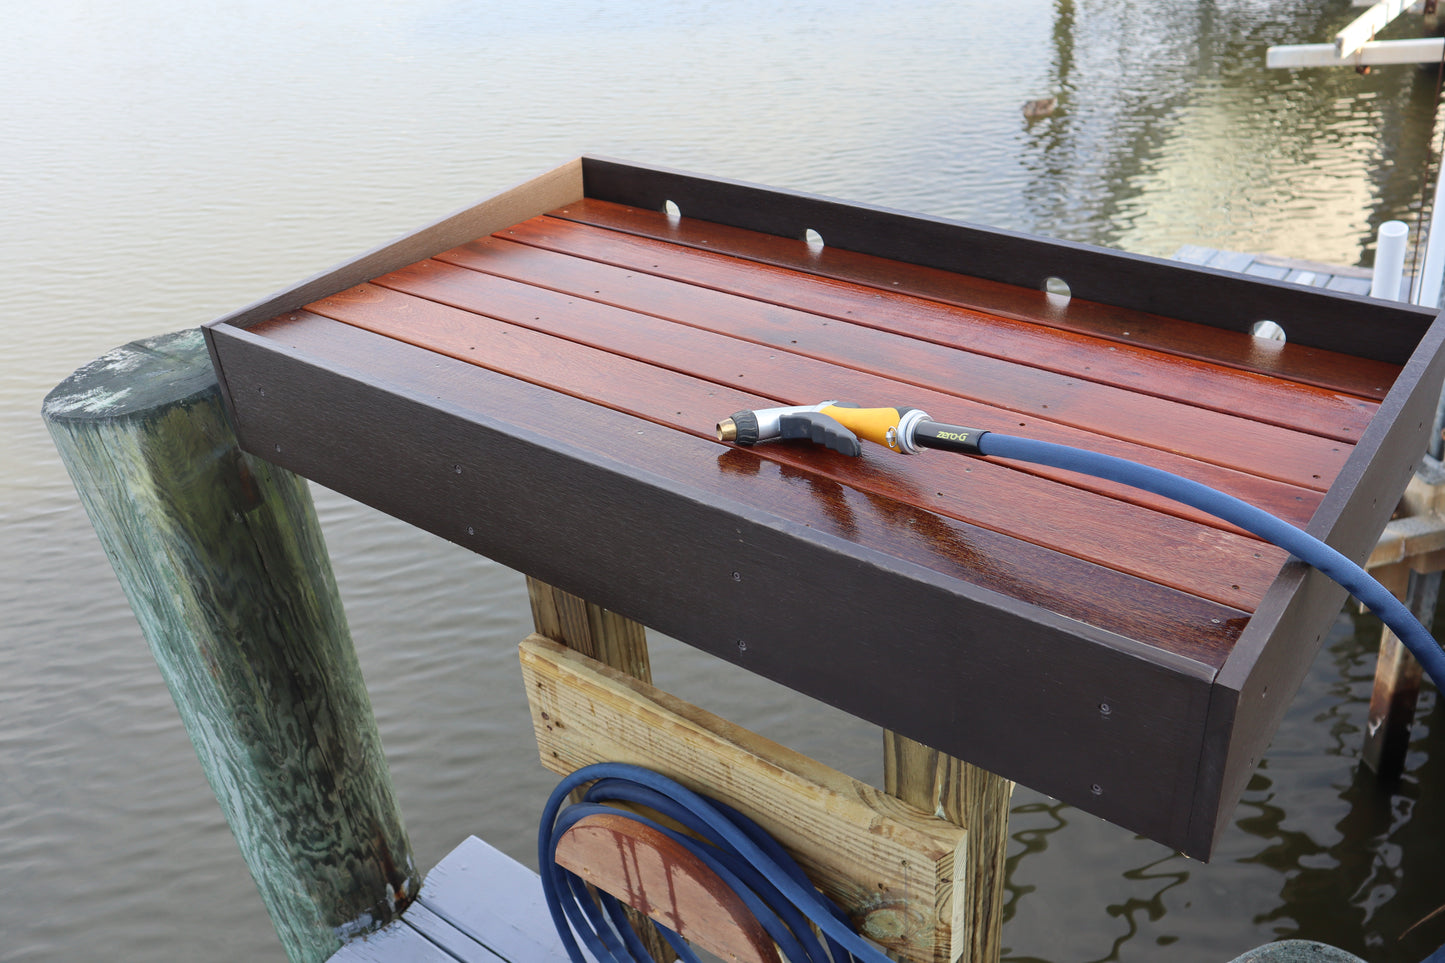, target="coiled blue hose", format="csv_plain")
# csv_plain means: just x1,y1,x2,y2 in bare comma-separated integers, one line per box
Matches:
539,762,891,963
975,432,1445,694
